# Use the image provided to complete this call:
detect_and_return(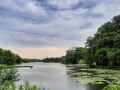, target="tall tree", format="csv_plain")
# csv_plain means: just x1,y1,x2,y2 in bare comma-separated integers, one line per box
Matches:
85,15,120,68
